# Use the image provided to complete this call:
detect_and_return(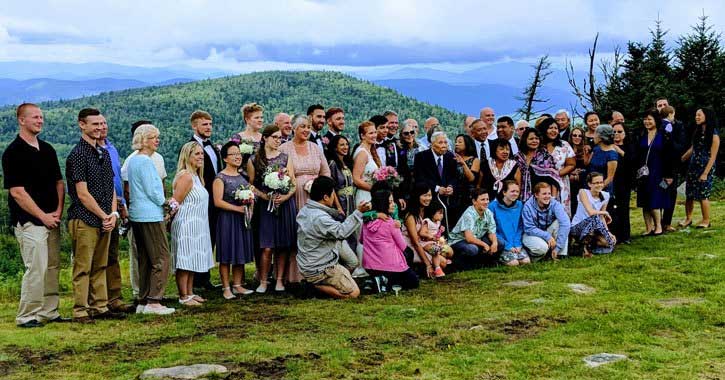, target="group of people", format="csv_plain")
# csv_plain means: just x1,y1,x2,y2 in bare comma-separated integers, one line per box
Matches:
3,97,719,326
